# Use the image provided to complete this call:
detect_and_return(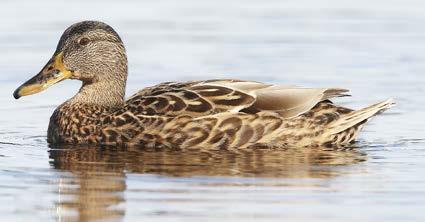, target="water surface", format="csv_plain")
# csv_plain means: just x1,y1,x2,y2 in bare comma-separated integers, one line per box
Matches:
0,0,424,221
